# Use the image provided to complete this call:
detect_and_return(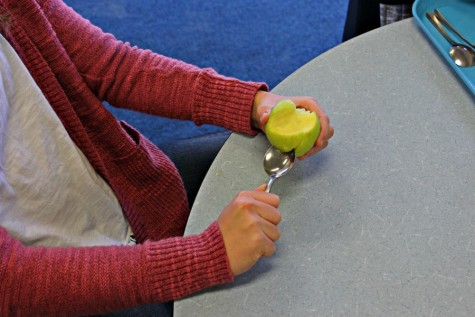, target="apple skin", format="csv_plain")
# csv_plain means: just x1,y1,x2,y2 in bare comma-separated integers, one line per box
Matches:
265,99,320,157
